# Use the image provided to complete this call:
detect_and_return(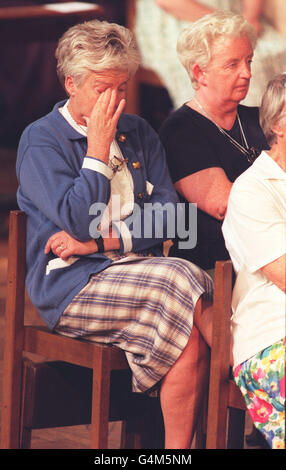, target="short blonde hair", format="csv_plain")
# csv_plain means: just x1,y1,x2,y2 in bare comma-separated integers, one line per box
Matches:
177,10,257,89
260,73,286,146
55,19,140,87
